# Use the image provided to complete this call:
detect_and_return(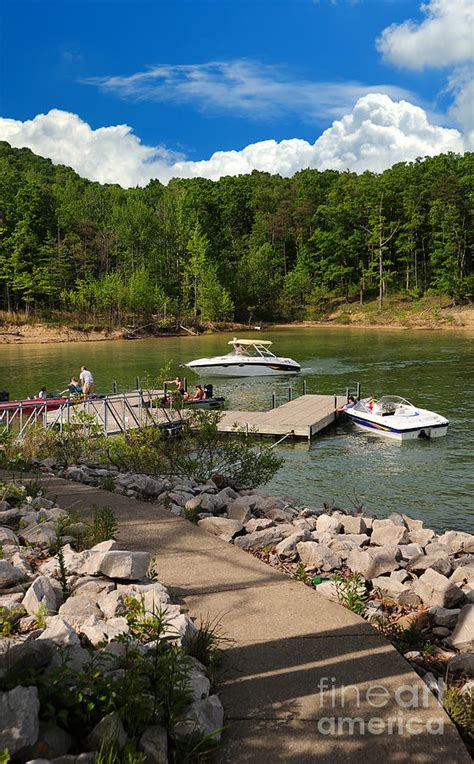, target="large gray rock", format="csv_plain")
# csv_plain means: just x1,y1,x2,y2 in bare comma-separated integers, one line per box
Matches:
0,638,56,680
23,576,61,616
447,604,474,652
371,576,411,603
83,550,151,580
296,541,342,571
0,560,26,588
173,695,224,742
341,515,368,535
140,725,168,764
413,568,466,608
448,652,474,674
408,528,435,547
397,543,424,562
275,530,311,561
58,595,102,628
244,518,275,533
408,551,452,577
19,524,57,549
371,519,410,546
0,527,19,546
234,527,283,550
86,711,128,750
438,531,474,554
347,546,400,579
429,606,460,629
450,565,474,584
227,503,253,524
38,617,81,646
0,686,40,755
198,517,243,538
316,514,342,535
